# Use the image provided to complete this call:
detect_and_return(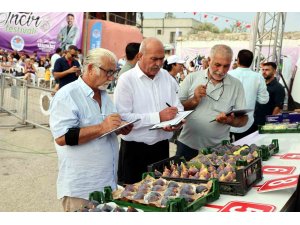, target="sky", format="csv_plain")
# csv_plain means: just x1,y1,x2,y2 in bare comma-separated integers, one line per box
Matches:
143,12,300,32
